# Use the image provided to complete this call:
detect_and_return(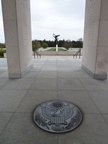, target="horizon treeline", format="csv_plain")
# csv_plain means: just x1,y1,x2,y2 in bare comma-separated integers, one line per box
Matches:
32,38,83,49
0,38,83,49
